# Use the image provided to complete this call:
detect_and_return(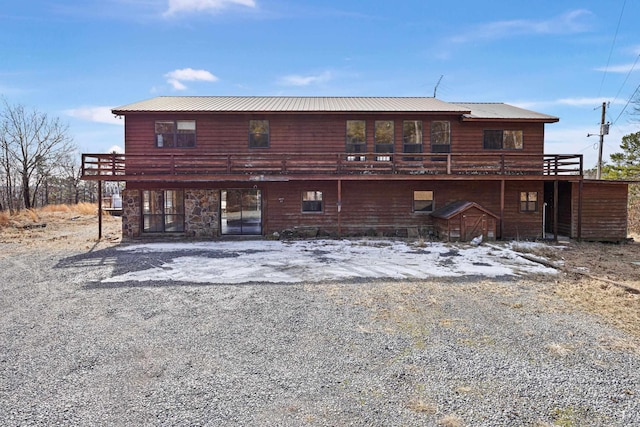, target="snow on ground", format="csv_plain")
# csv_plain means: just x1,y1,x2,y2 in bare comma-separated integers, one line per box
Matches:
103,239,558,284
